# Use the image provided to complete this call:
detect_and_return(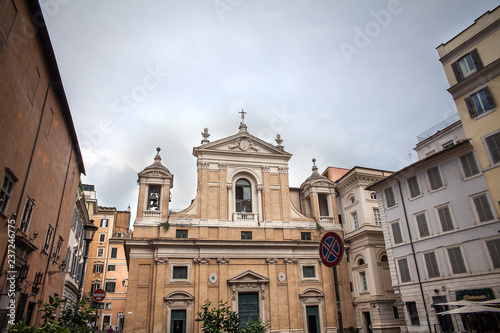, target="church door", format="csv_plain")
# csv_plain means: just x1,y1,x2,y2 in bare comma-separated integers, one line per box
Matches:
306,305,320,333
170,310,186,333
